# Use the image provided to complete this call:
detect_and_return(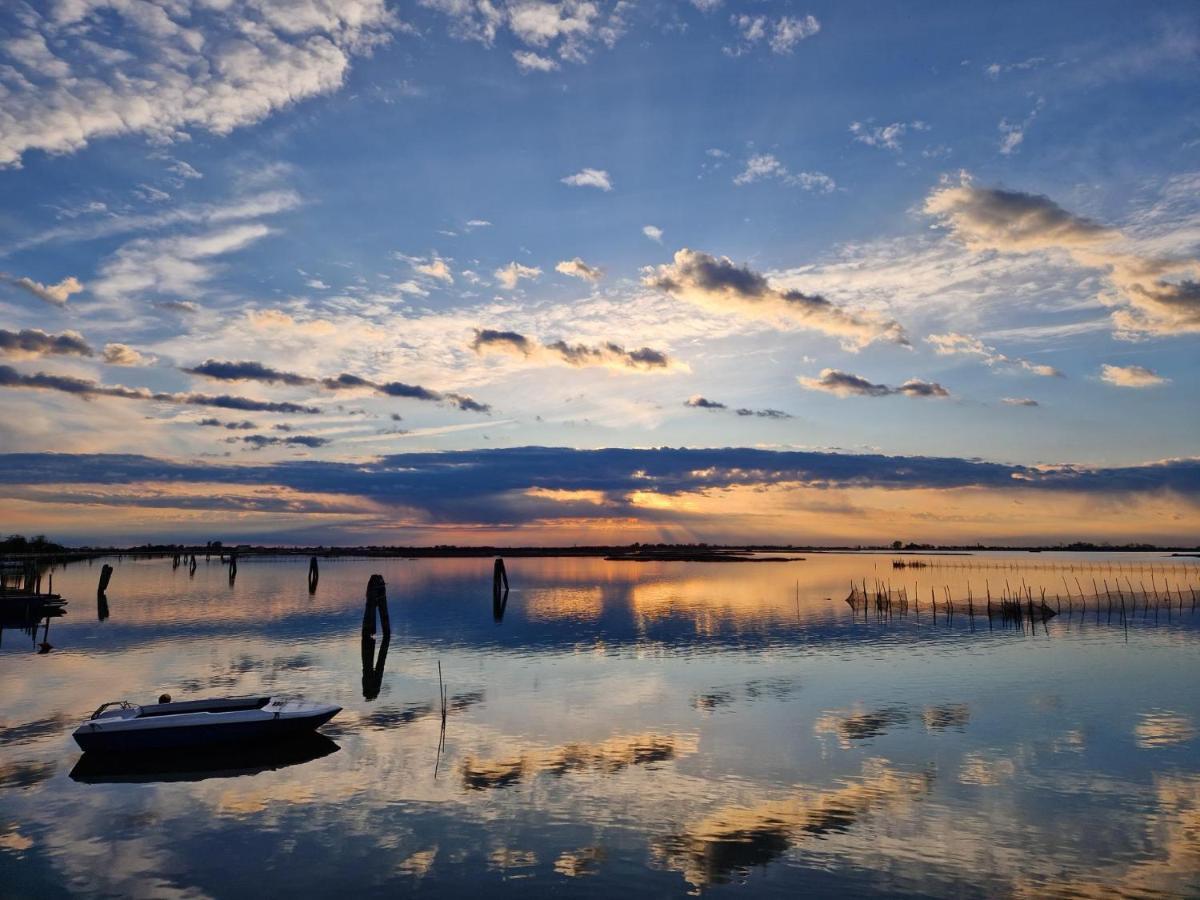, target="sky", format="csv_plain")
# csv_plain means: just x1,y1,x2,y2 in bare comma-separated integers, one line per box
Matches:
0,0,1198,546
